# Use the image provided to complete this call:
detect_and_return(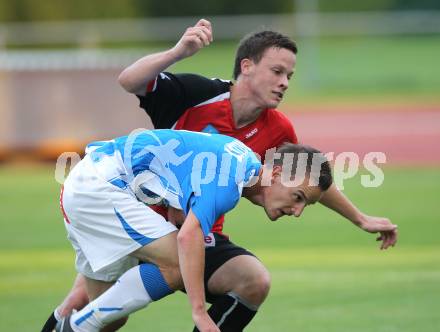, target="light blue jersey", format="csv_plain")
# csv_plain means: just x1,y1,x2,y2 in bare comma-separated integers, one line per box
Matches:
86,129,261,235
